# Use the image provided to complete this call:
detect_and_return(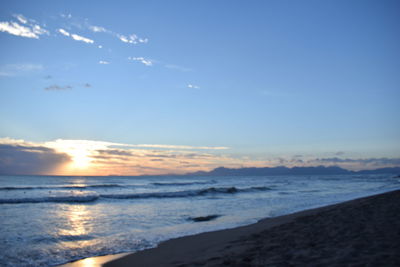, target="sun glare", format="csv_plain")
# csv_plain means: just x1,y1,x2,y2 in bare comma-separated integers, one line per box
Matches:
46,140,99,172
68,147,91,169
